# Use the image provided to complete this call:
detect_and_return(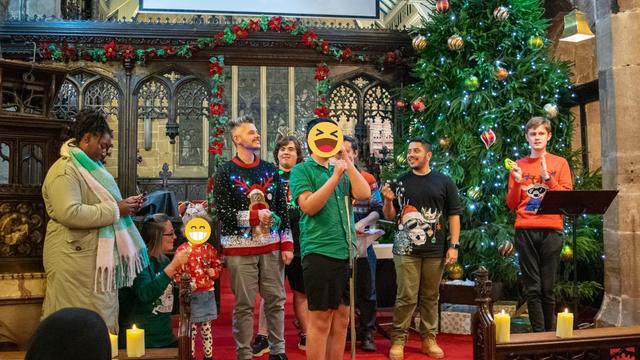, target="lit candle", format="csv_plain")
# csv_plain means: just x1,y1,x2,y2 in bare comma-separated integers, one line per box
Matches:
556,308,574,338
109,333,118,358
494,309,510,343
126,324,145,358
